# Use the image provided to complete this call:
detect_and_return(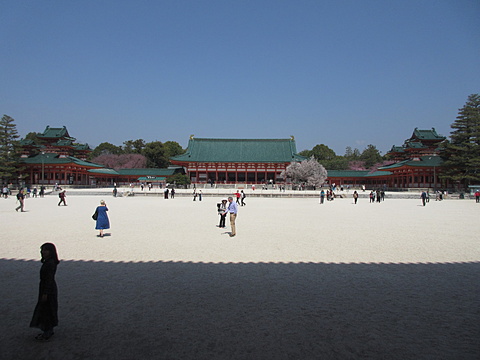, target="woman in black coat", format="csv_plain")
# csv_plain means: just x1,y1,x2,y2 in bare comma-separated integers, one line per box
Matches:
30,243,60,341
